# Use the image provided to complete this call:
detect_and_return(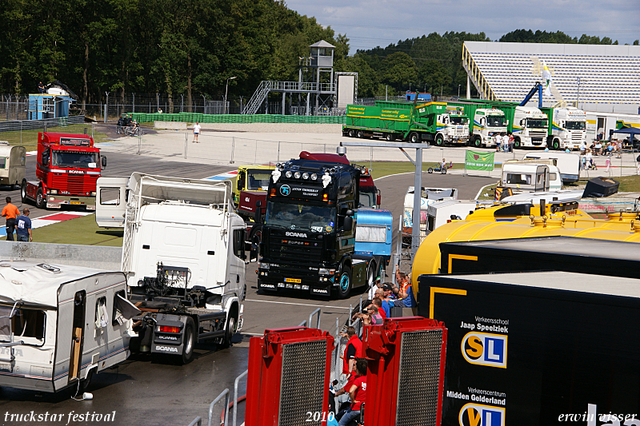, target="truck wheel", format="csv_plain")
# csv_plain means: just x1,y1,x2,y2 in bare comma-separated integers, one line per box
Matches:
180,317,195,364
409,132,419,143
385,133,395,141
337,266,352,299
222,310,237,348
20,181,28,203
427,167,434,174
514,137,521,149
552,138,560,150
36,188,46,209
348,129,355,138
356,130,364,138
474,136,482,148
435,134,444,146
